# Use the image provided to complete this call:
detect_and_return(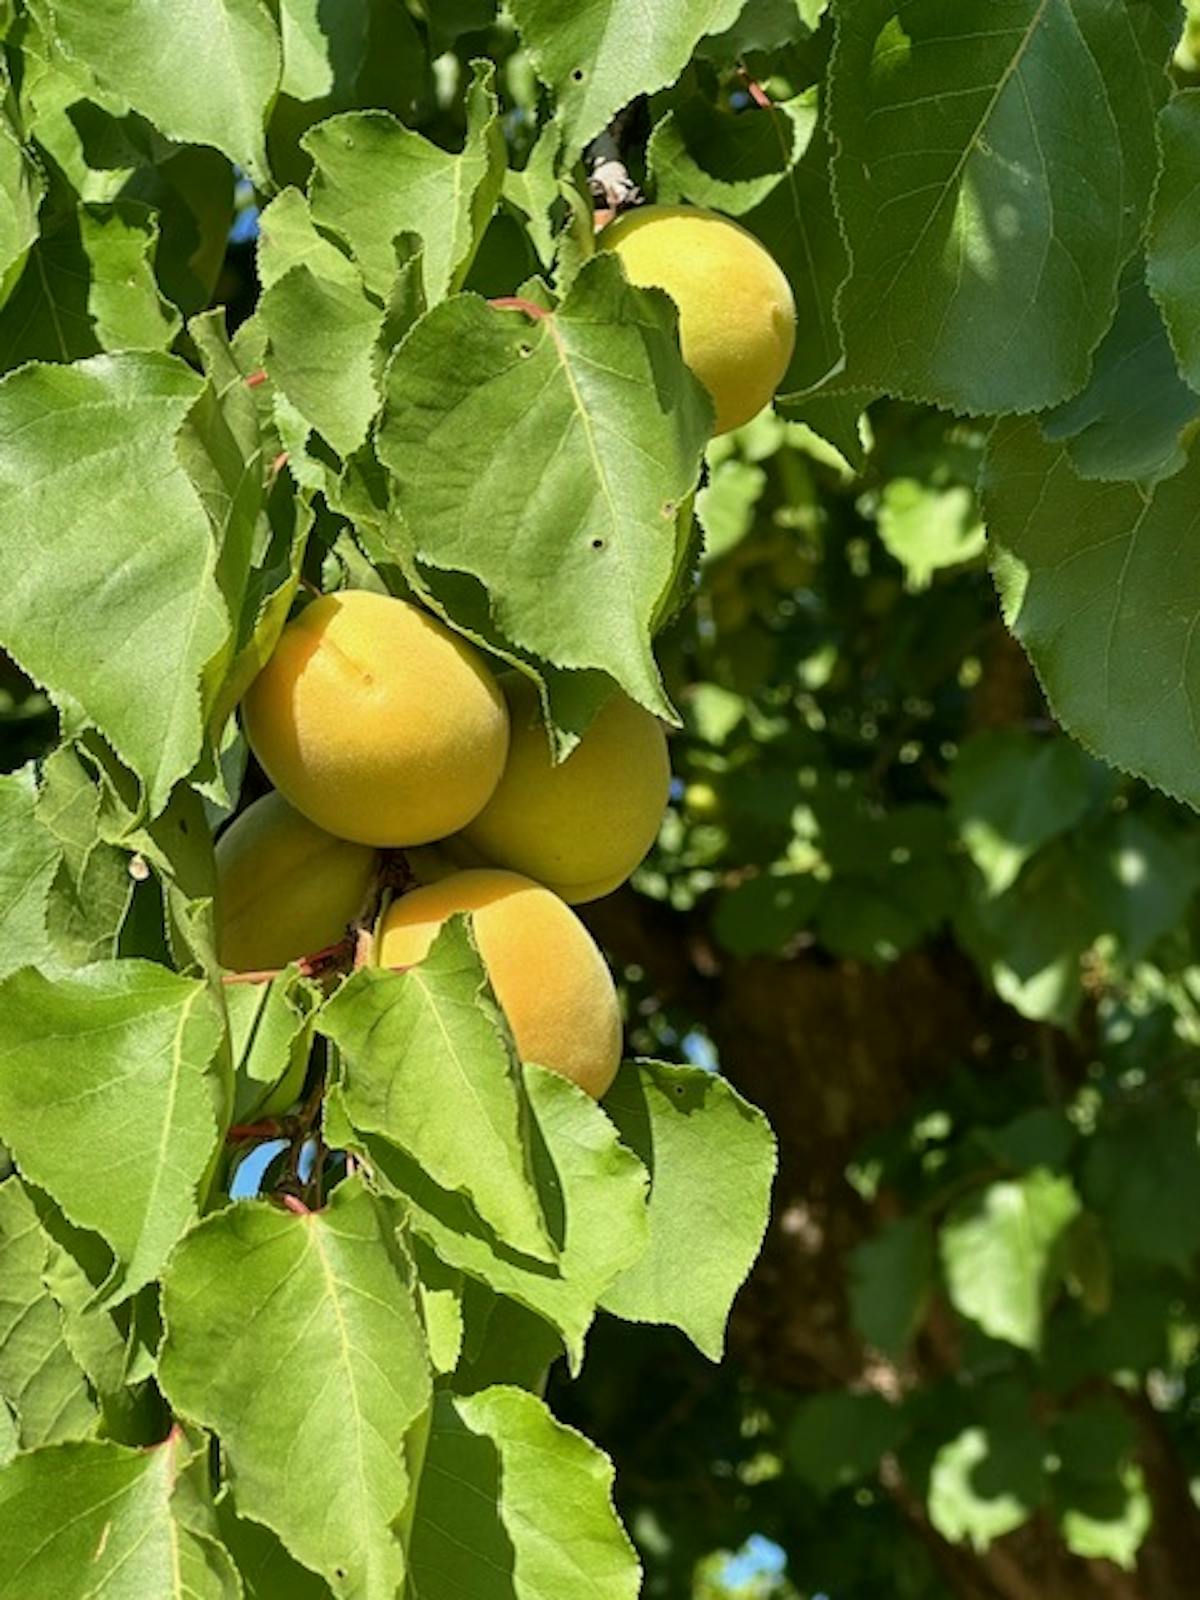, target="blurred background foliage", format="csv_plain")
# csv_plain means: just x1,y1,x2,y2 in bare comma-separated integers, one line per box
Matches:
5,0,1200,1595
